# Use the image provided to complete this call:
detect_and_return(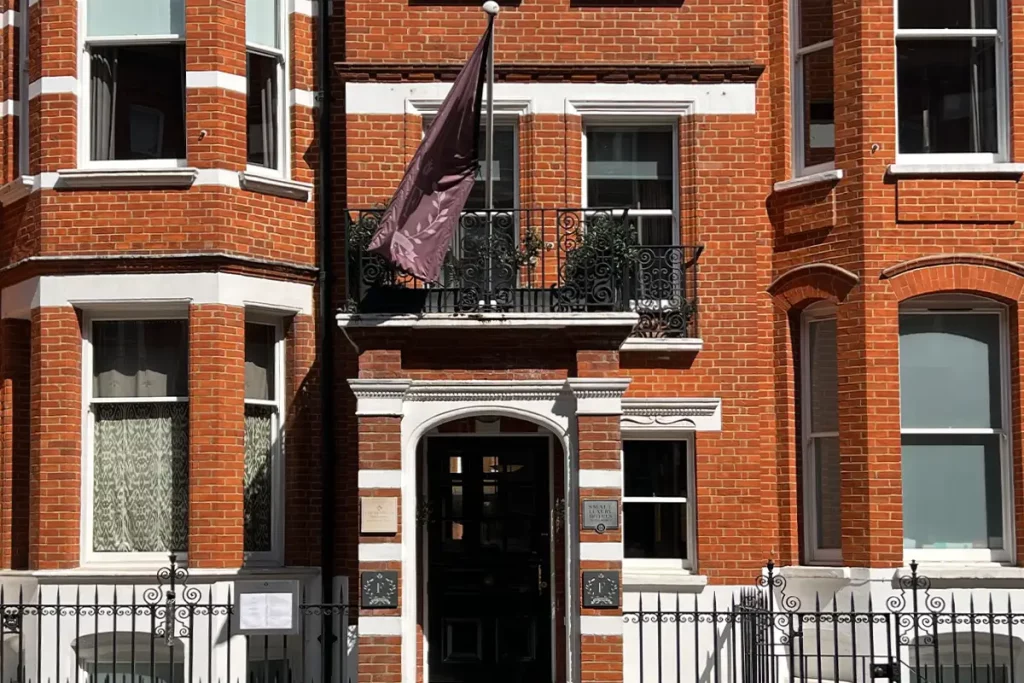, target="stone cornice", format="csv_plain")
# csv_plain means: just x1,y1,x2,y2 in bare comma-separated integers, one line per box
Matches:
348,379,413,416
335,62,765,84
620,397,722,432
567,378,632,415
404,380,570,403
